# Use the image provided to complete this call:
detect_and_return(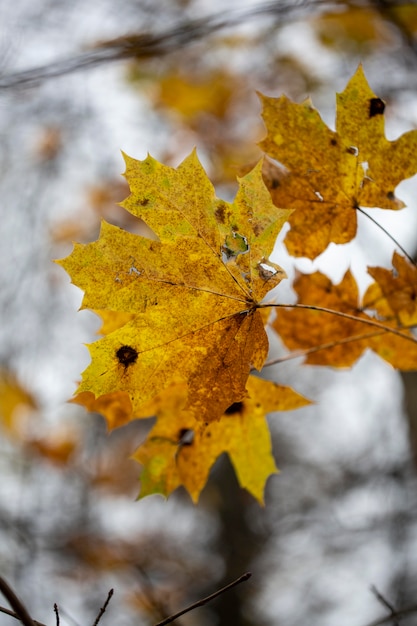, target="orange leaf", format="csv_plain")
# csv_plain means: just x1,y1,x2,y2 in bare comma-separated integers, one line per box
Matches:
274,270,417,369
259,65,417,258
366,252,417,326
